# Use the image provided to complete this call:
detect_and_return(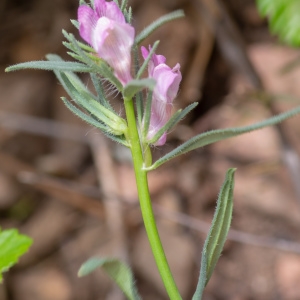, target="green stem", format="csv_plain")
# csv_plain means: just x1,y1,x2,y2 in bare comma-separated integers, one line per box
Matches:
124,98,182,300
